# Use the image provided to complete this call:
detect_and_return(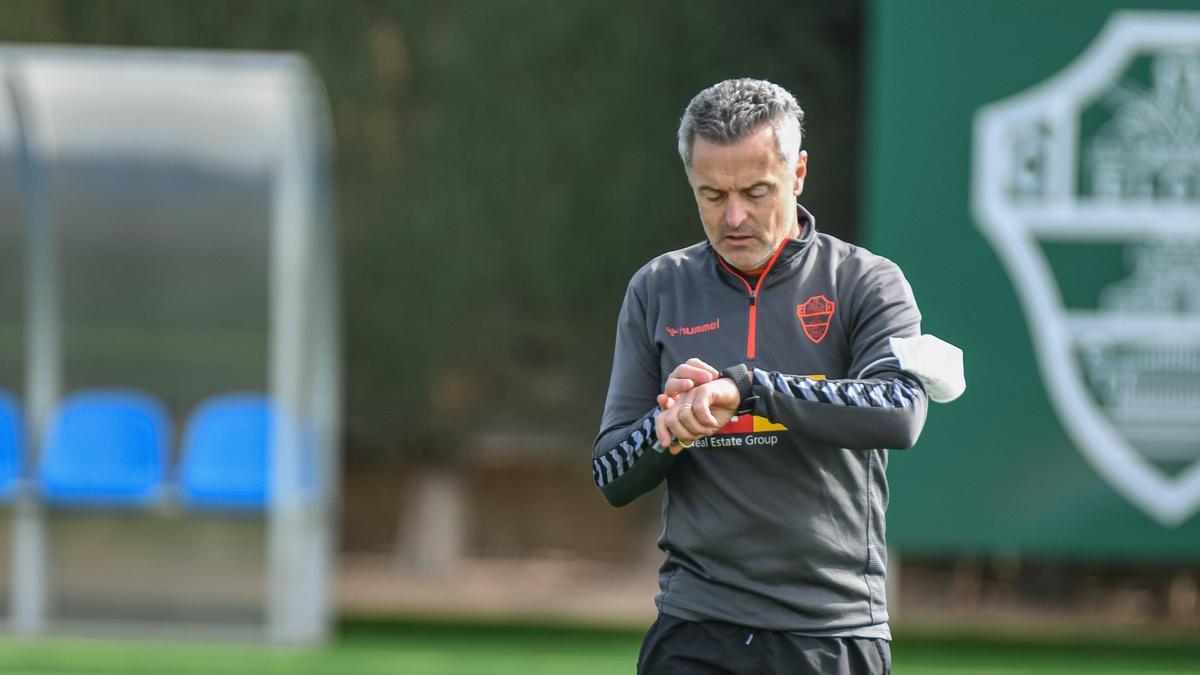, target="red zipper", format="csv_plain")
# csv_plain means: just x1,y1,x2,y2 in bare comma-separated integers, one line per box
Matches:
715,240,789,360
